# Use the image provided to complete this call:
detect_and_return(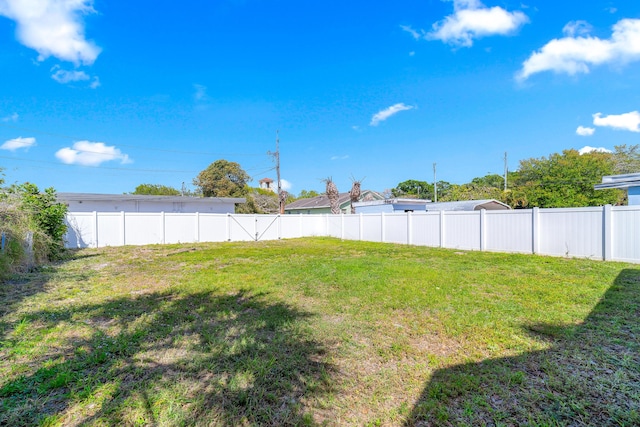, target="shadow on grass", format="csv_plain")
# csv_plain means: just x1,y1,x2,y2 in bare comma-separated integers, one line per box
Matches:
405,268,640,426
0,289,334,426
